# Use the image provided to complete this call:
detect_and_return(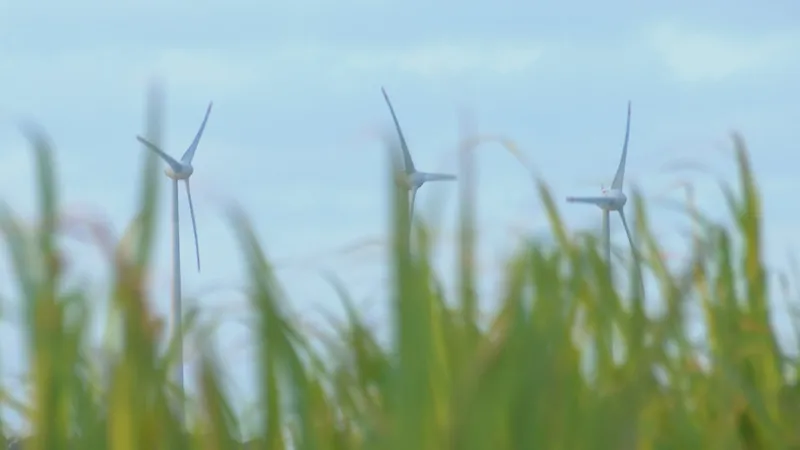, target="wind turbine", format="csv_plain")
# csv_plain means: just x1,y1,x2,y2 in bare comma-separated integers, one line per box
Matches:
566,101,635,264
381,87,456,219
135,101,212,421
